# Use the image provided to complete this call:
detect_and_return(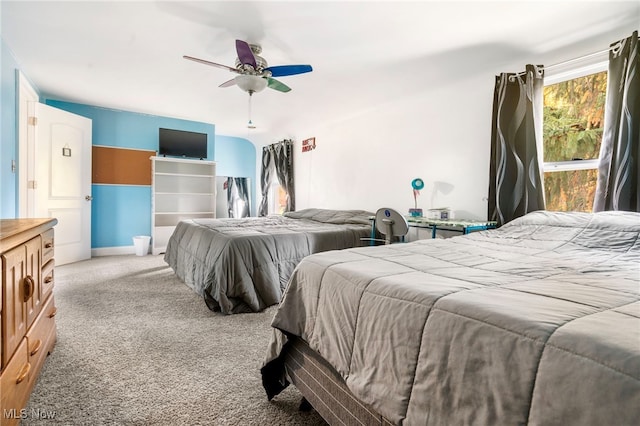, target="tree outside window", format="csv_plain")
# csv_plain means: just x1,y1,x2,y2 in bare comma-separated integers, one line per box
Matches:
543,70,607,212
